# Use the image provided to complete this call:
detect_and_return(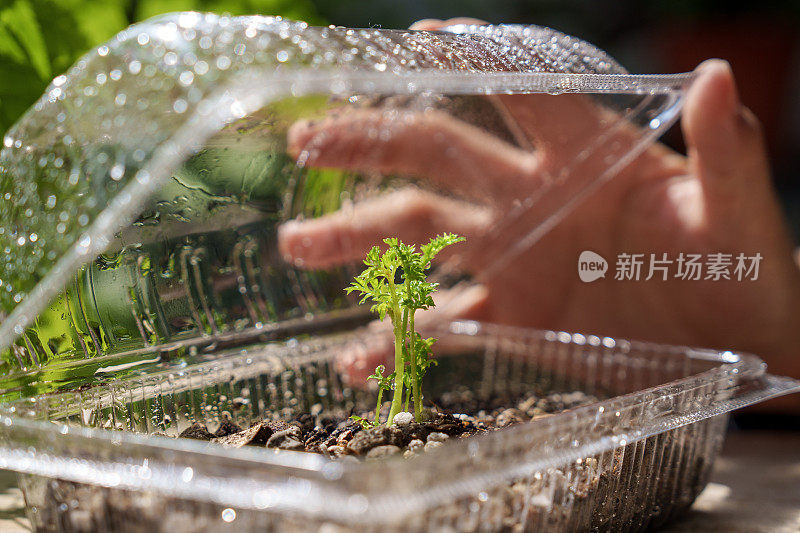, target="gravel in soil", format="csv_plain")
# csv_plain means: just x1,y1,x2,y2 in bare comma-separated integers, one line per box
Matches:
177,389,598,460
